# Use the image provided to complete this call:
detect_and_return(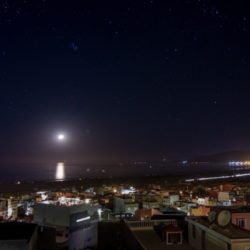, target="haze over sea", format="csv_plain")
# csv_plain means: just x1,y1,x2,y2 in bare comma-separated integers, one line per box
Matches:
0,162,230,182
